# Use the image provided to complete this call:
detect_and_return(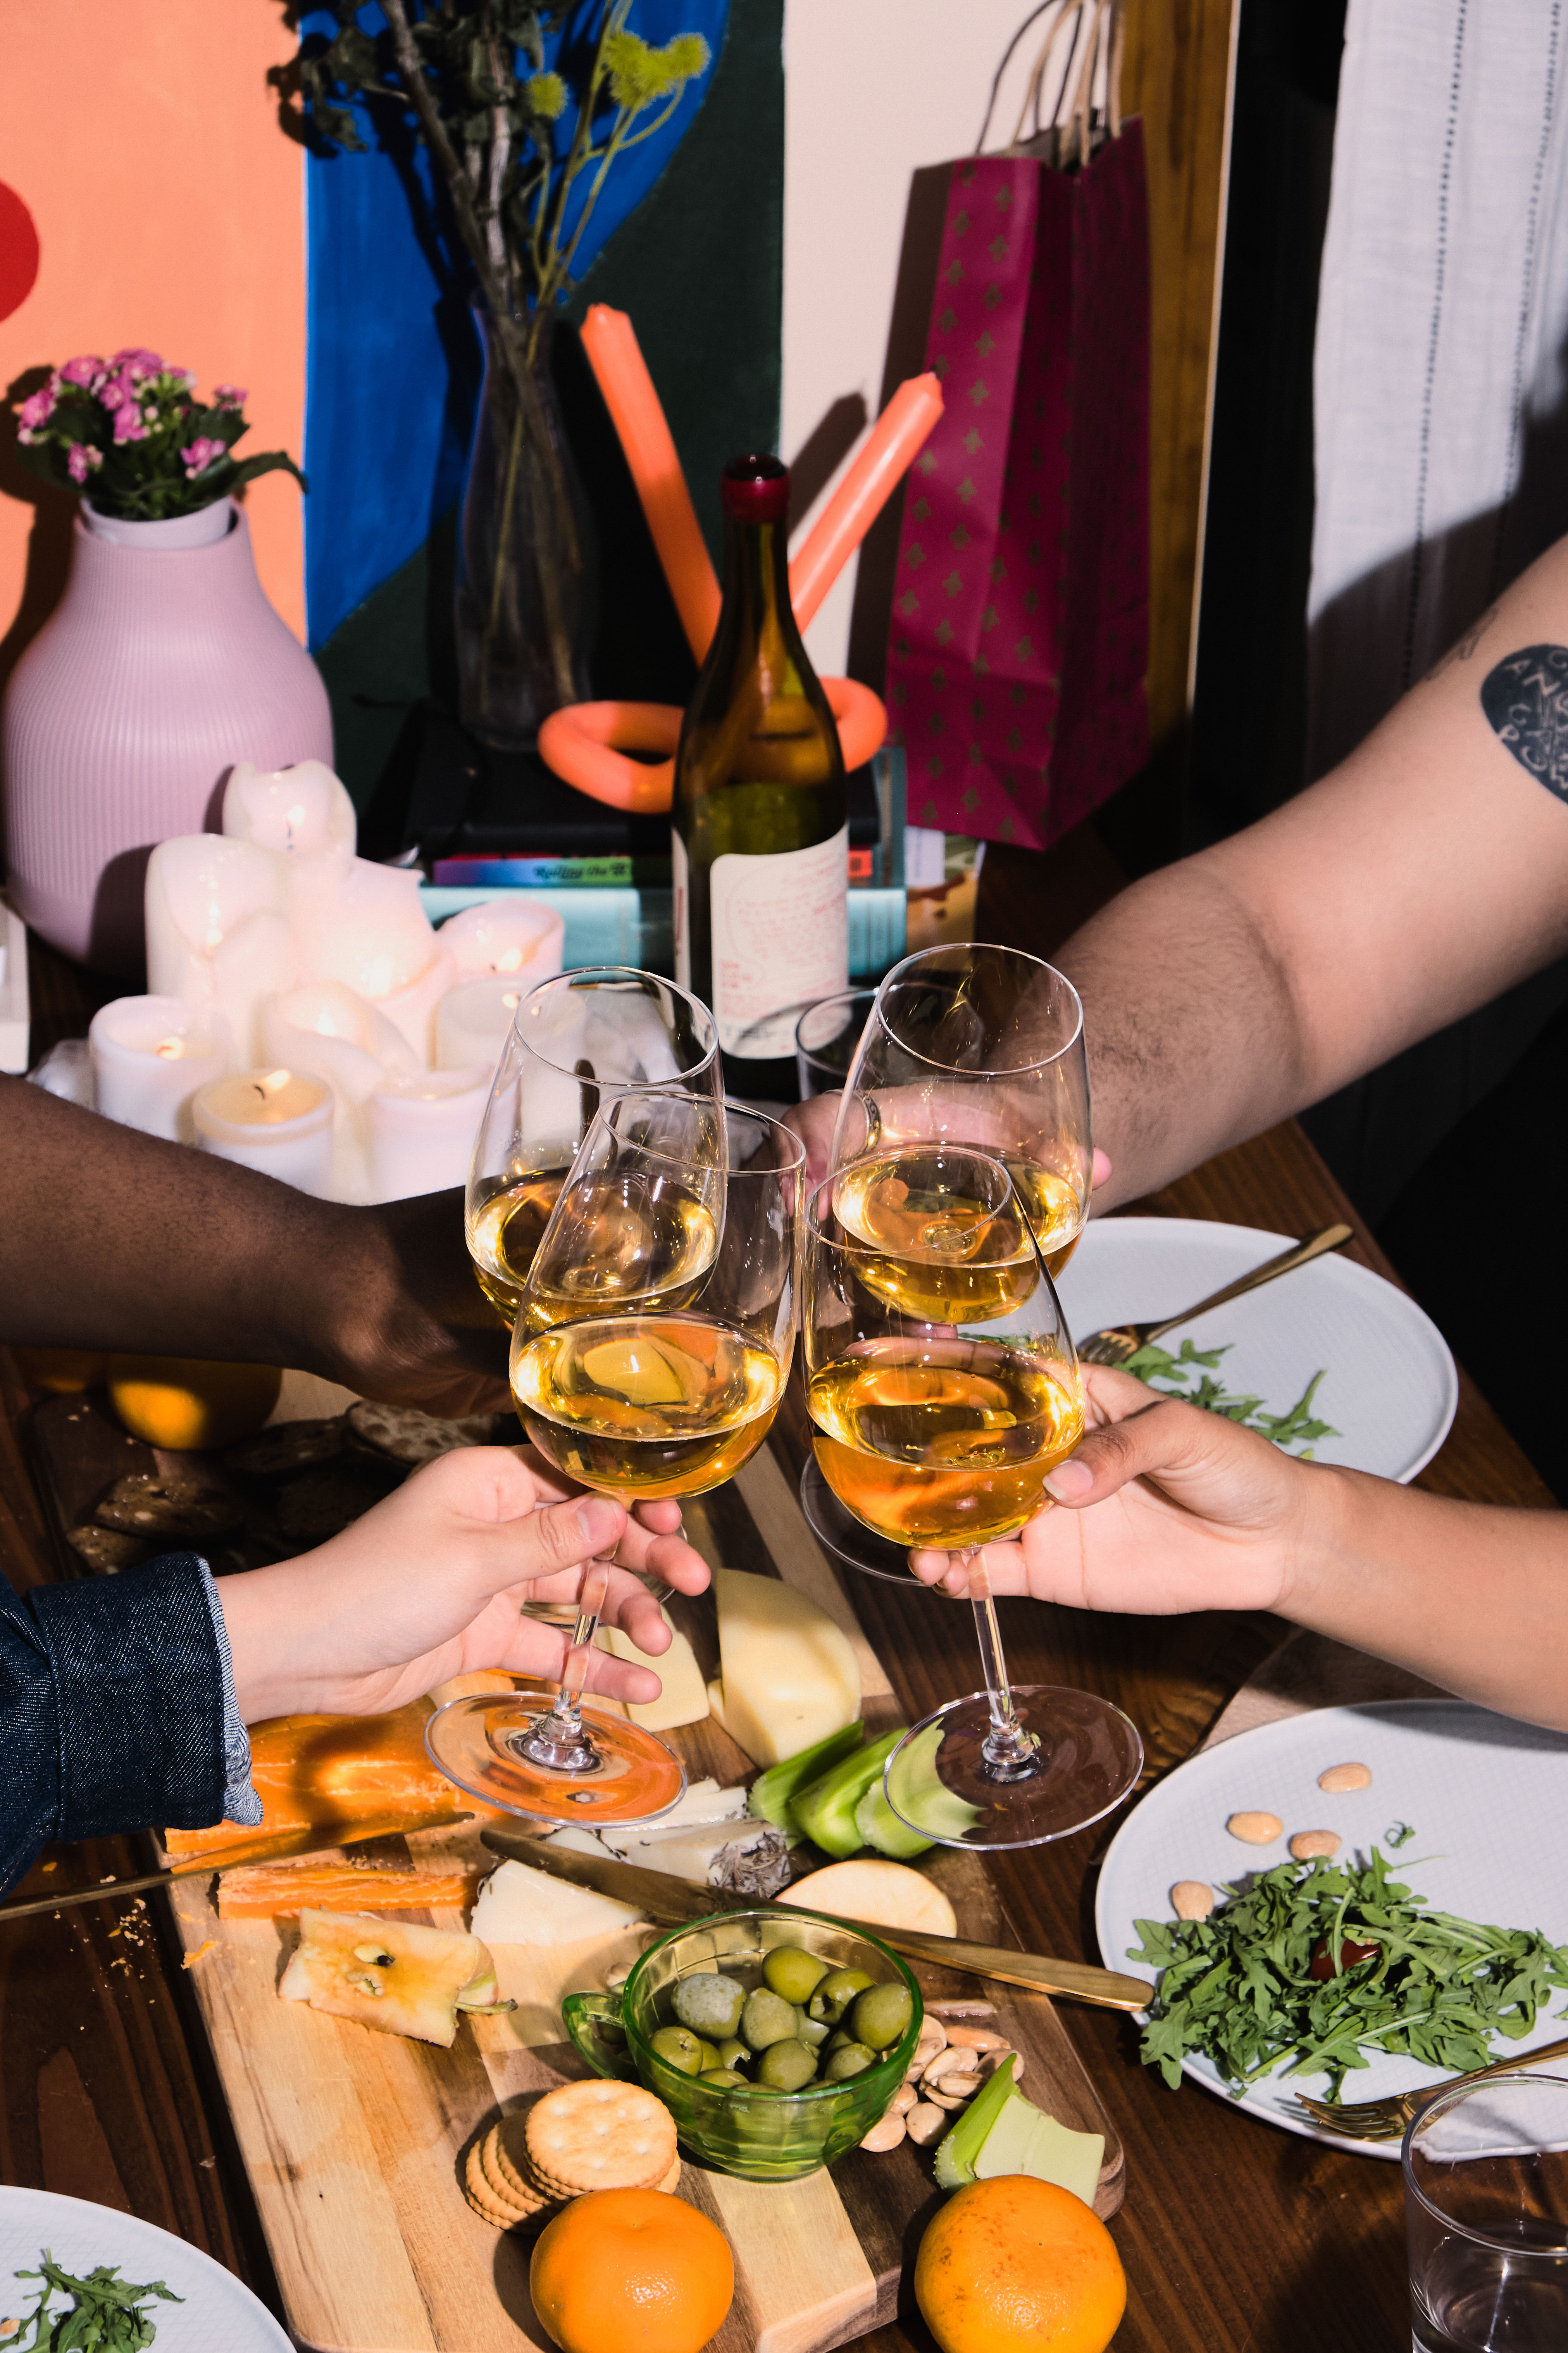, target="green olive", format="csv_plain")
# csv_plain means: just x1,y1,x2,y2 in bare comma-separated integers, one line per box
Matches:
671,1971,746,2039
694,2039,722,2072
823,2041,877,2081
717,2038,749,2072
824,2029,853,2053
806,1967,874,2026
755,2037,819,2091
697,2067,748,2089
740,1987,798,2051
762,1944,831,2005
849,1980,914,2053
794,2006,830,2048
650,2024,704,2076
